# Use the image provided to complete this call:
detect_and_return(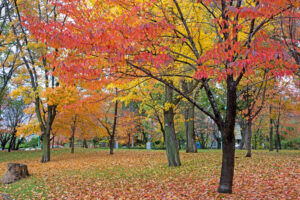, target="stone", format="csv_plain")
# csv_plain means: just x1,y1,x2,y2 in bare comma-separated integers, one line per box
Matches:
1,163,29,184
